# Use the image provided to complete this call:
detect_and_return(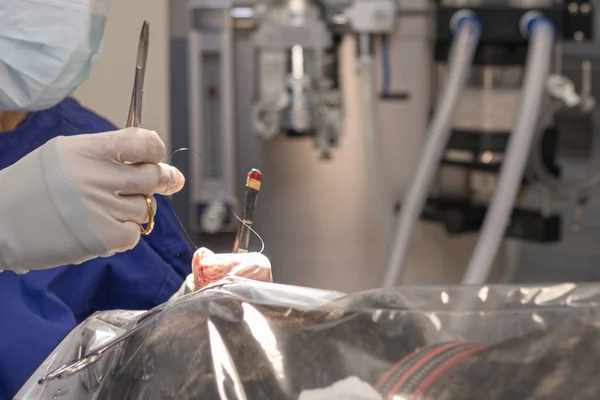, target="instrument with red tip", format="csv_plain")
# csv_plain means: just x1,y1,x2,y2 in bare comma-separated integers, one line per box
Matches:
233,168,262,253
